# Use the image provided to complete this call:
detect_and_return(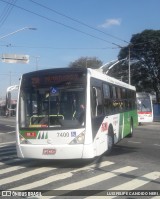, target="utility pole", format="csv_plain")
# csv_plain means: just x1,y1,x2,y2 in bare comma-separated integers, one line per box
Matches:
128,46,131,85
32,56,40,70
